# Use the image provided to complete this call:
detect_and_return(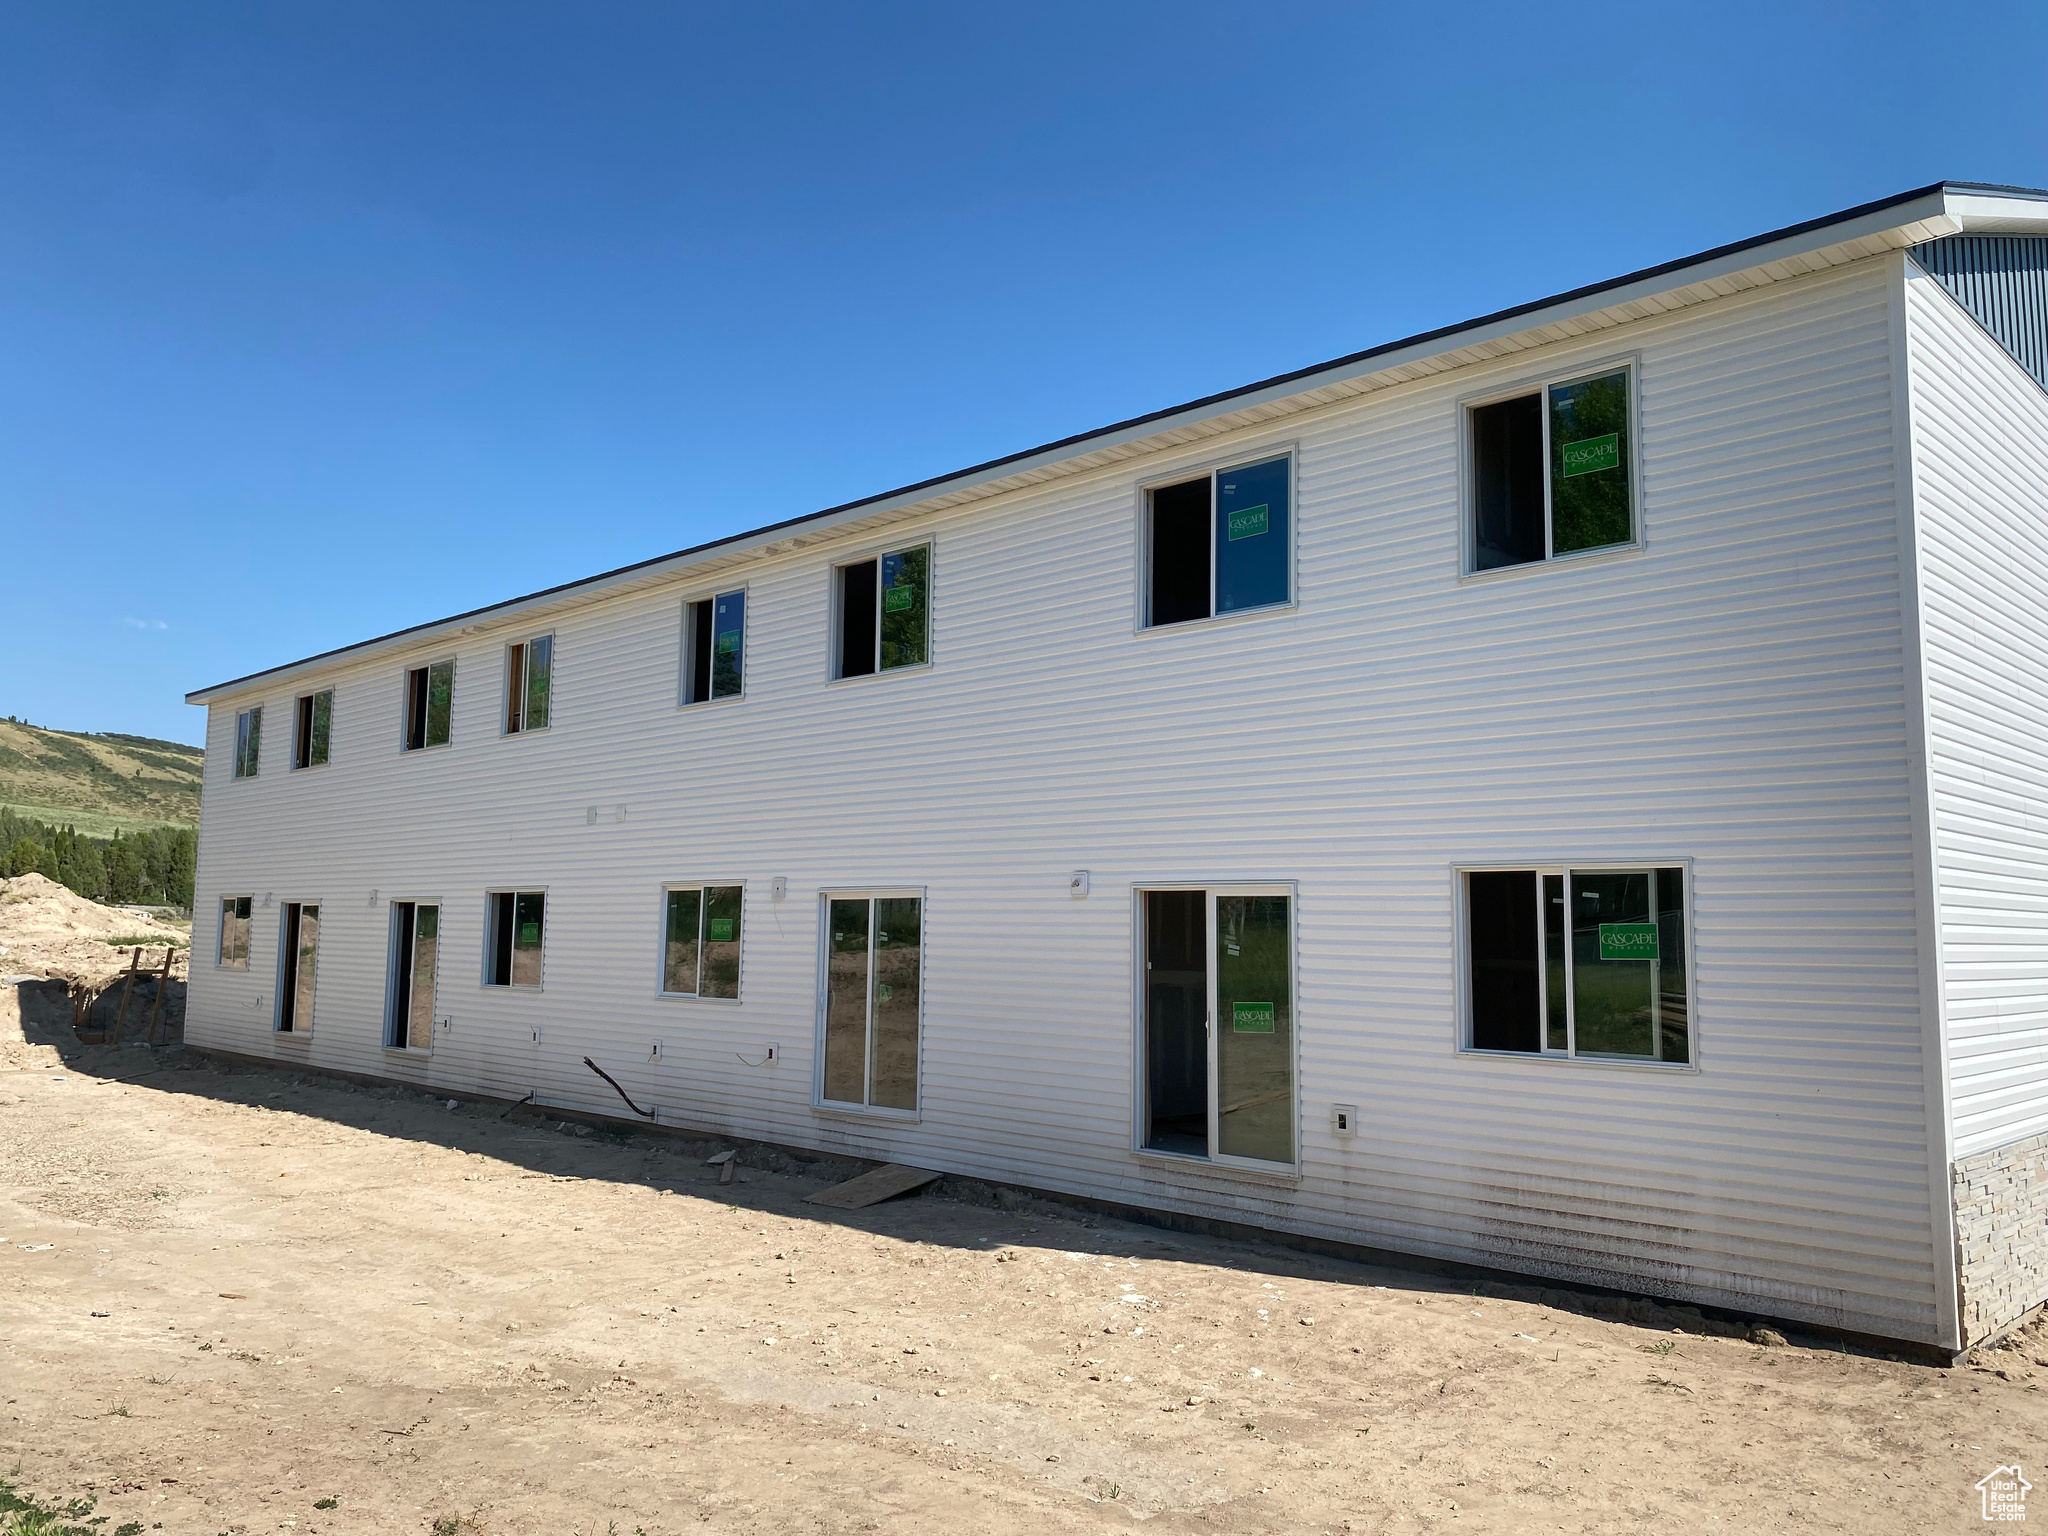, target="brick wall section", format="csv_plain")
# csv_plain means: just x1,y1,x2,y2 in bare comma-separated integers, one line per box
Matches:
1954,1131,2048,1345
